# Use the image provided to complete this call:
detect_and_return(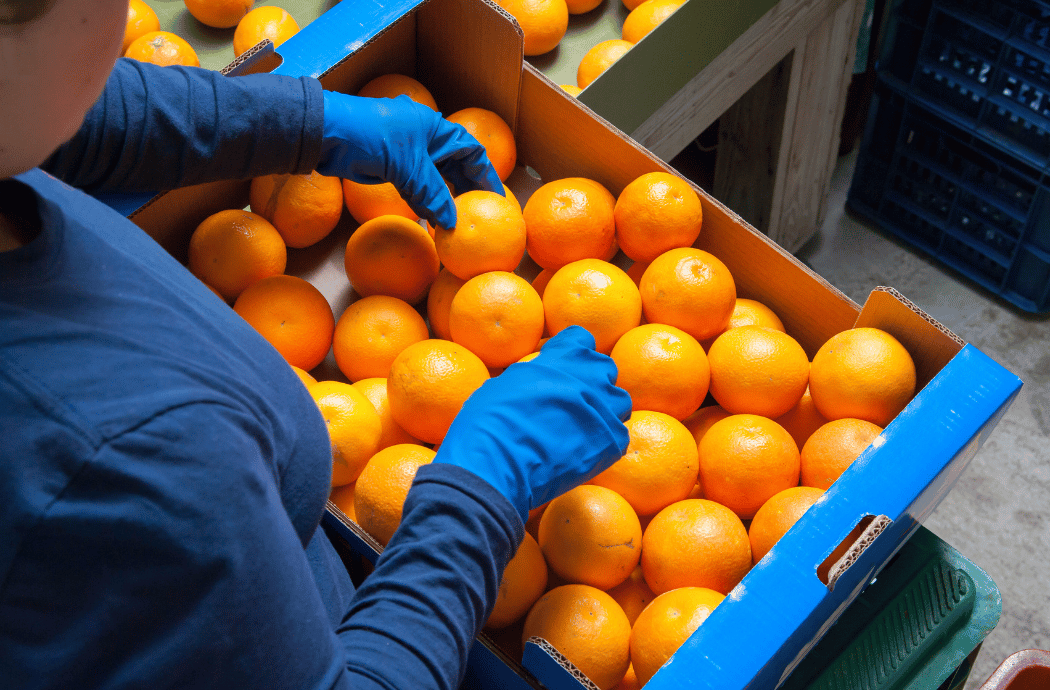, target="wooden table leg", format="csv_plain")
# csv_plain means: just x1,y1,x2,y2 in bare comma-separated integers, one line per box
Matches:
714,0,865,254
